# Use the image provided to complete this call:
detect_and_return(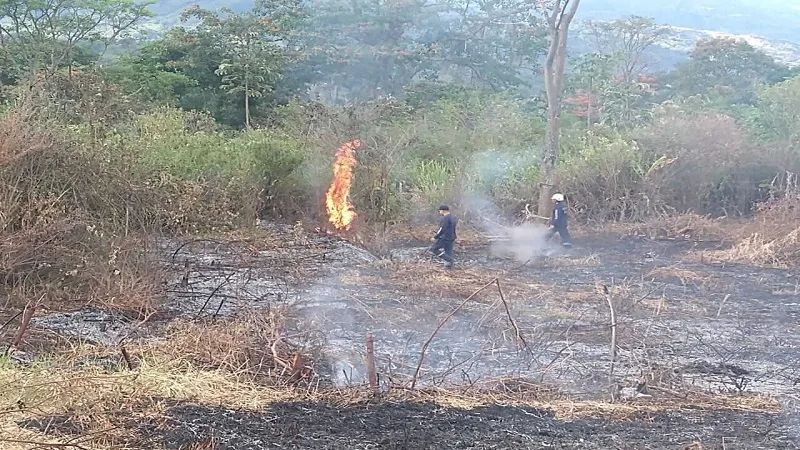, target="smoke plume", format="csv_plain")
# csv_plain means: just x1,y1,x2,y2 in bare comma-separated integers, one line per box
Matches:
460,150,560,263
